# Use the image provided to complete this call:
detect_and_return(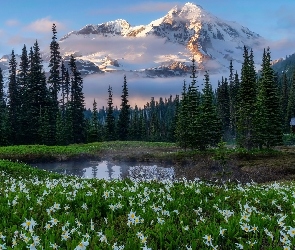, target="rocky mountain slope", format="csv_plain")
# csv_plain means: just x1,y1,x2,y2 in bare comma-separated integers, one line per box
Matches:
0,2,266,79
